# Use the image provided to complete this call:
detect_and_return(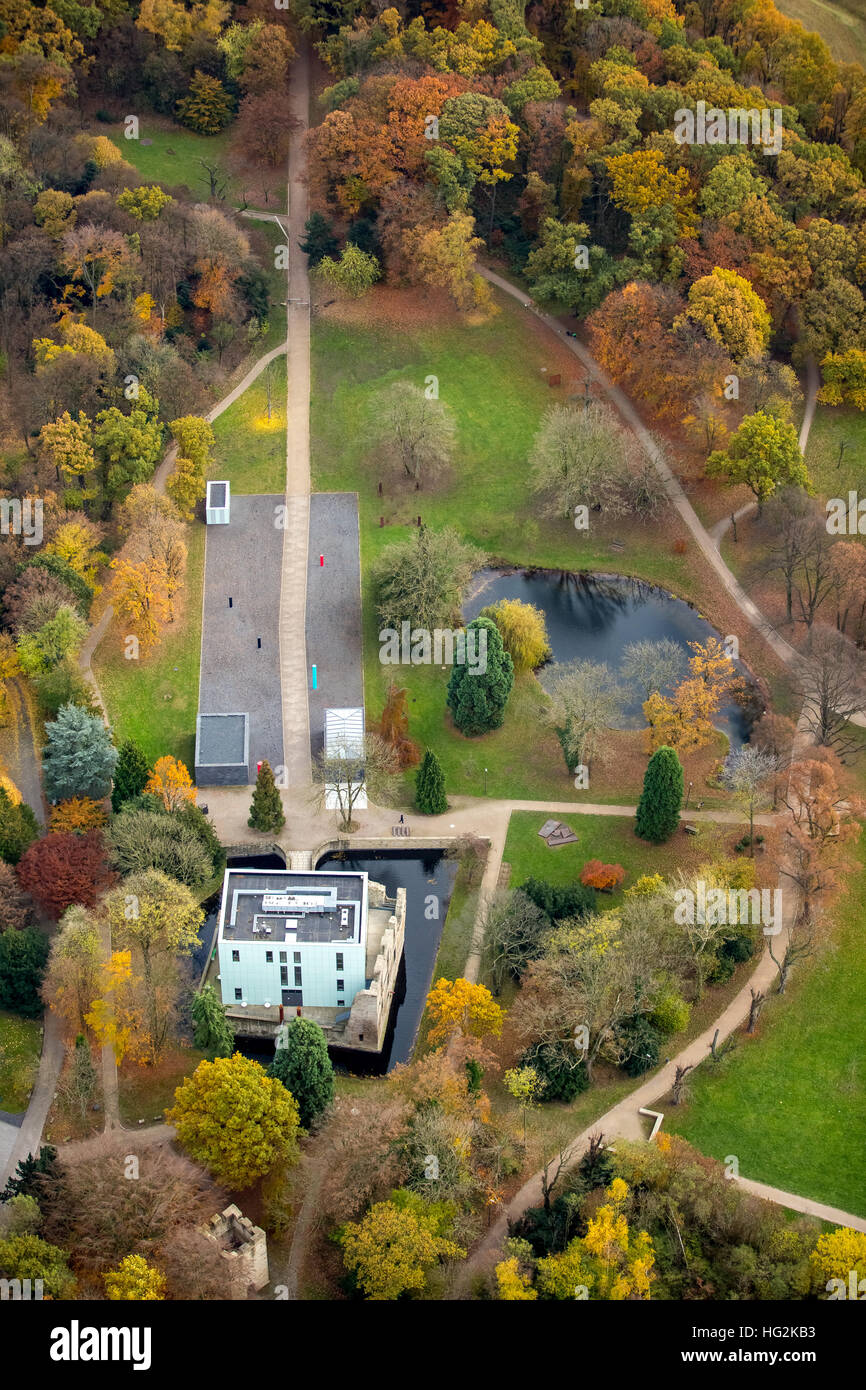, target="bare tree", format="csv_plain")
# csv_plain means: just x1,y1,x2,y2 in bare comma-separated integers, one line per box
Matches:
671,1063,693,1104
312,732,400,832
747,987,766,1033
795,628,866,759
482,888,550,994
758,490,826,625
721,744,778,853
620,637,686,700
542,658,626,769
531,401,631,519
367,381,455,487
